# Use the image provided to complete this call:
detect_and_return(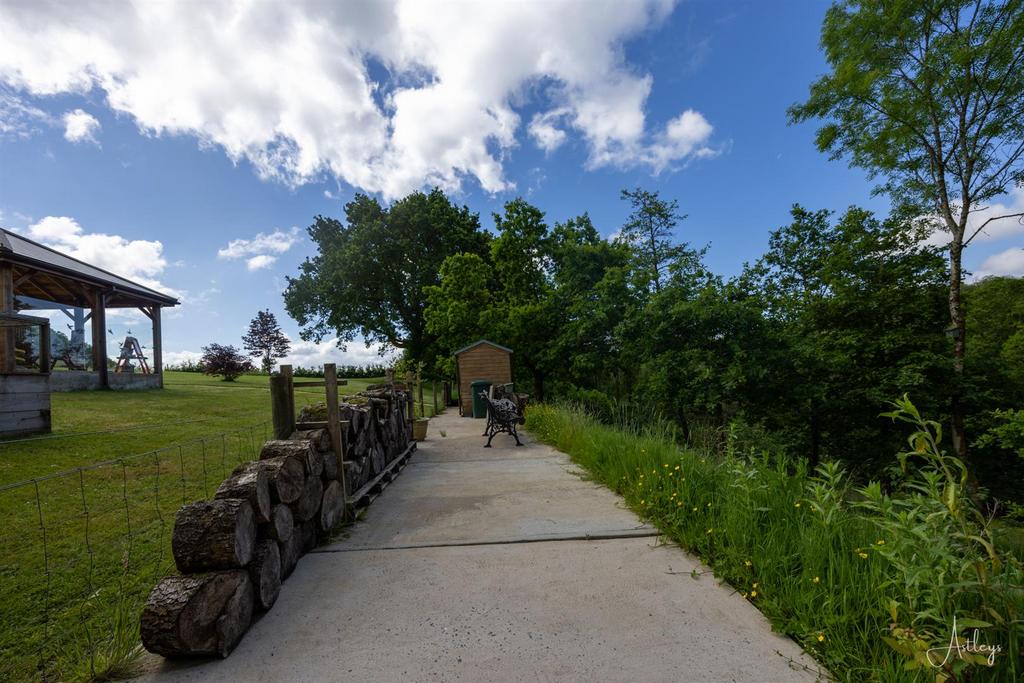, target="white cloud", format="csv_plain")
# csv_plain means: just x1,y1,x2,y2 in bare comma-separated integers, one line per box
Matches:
27,216,164,277
62,108,100,144
163,350,204,367
975,247,1024,279
218,227,299,271
0,90,53,138
165,338,395,371
246,254,277,271
24,215,179,297
528,108,570,153
280,337,397,369
0,0,712,198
